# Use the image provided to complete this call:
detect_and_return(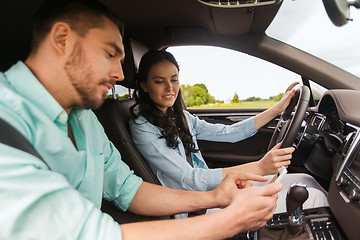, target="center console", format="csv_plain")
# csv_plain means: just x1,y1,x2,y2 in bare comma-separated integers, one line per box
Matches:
232,207,345,240
232,123,360,240
254,207,345,240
